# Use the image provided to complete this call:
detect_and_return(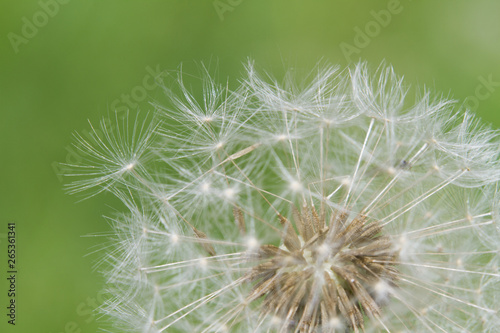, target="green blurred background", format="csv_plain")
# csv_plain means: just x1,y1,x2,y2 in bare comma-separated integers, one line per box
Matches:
1,1,499,332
